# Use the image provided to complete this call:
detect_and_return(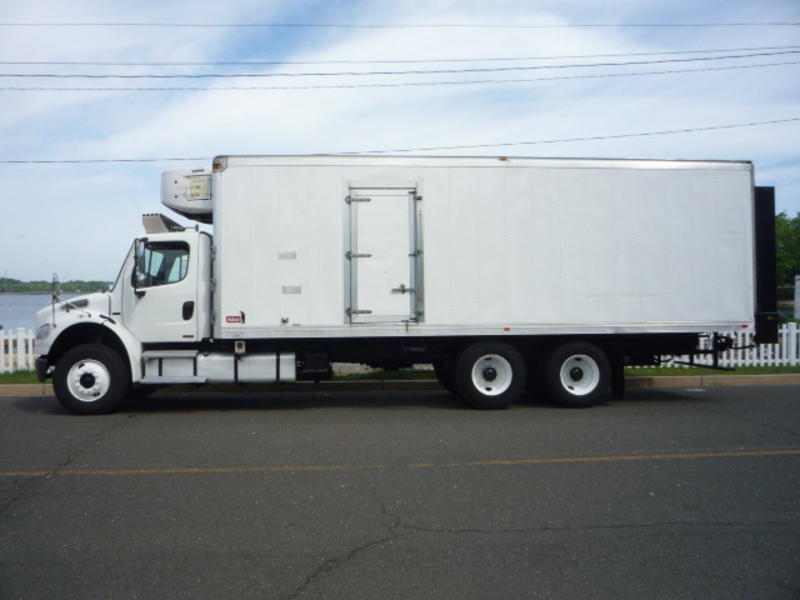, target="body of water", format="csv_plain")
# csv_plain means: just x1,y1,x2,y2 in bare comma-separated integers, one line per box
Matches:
0,294,76,331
